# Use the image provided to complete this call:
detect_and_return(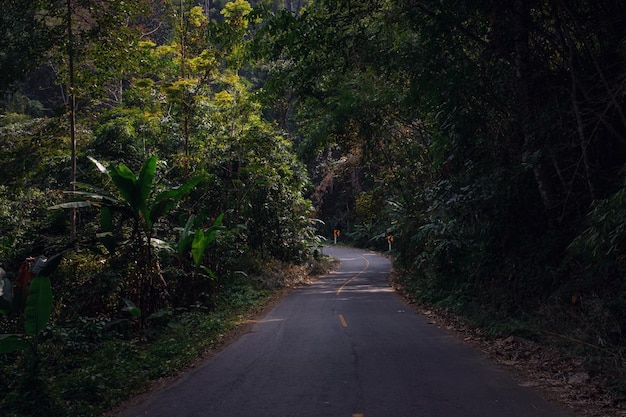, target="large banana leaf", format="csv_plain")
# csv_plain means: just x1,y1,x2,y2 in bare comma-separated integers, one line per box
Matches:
177,215,196,257
24,277,53,337
137,156,157,206
47,182,125,211
191,229,208,267
48,201,101,210
0,334,29,354
37,251,67,277
87,155,108,174
191,213,224,267
136,156,157,229
150,175,203,224
108,159,155,229
70,184,124,205
109,162,140,213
